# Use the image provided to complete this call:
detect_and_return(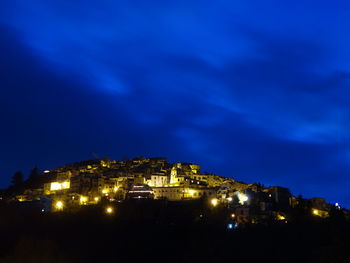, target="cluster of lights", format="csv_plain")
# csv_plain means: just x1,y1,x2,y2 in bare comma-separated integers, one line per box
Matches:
181,189,196,195
54,199,116,215
237,192,248,205
227,223,238,230
80,196,88,205
128,190,153,193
